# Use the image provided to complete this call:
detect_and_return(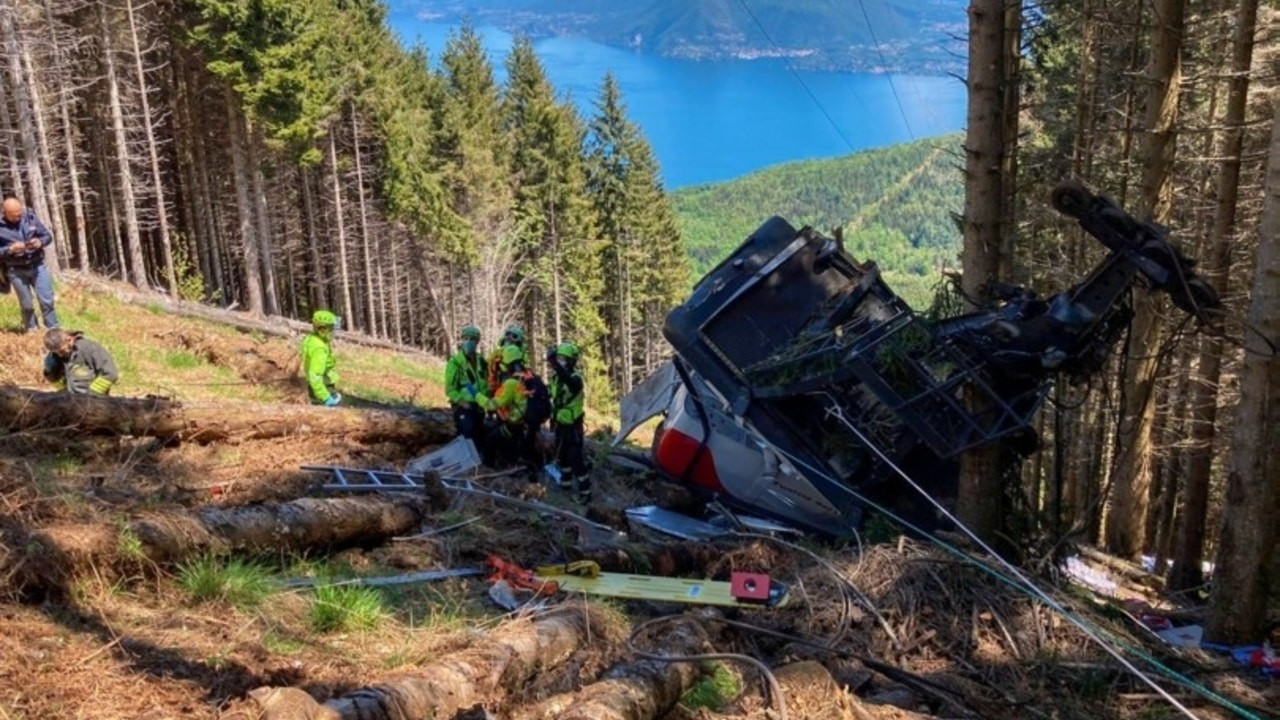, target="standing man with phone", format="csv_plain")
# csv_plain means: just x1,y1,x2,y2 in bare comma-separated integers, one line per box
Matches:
0,195,59,333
